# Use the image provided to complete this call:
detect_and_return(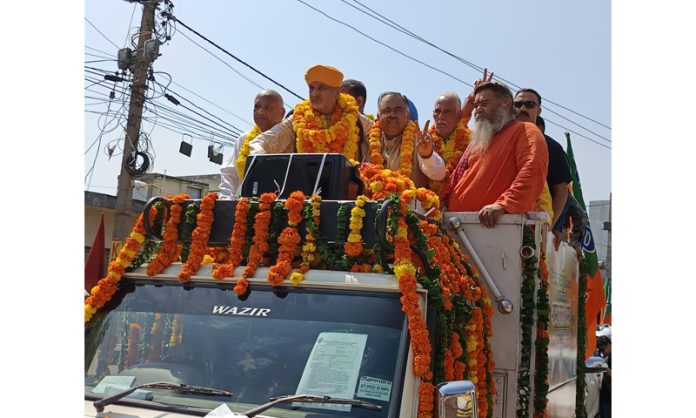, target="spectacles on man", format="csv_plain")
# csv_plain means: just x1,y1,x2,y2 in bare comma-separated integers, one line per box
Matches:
513,100,538,109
